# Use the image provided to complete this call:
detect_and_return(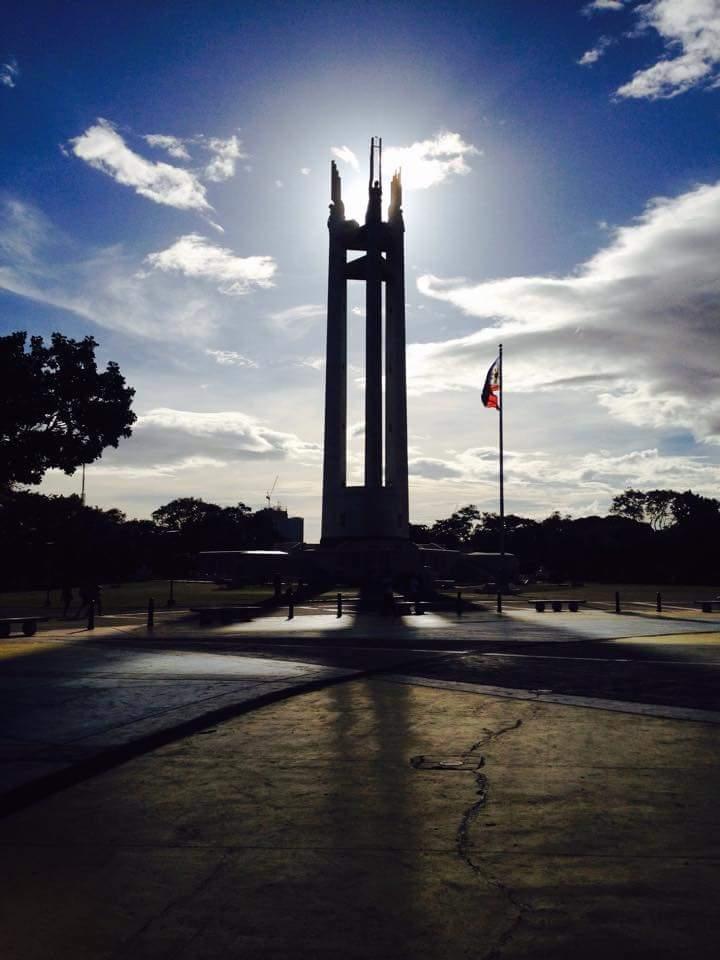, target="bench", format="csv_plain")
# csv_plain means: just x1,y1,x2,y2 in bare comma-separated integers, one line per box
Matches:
190,606,263,625
695,600,720,613
0,616,48,637
396,600,432,616
528,599,586,613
